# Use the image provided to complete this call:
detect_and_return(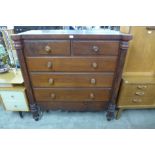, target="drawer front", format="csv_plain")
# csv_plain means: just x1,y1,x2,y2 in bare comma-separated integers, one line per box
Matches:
118,97,155,106
0,91,26,102
0,91,29,111
24,40,70,56
30,73,114,88
71,41,119,56
38,101,107,111
34,88,111,102
120,84,155,97
3,100,29,111
27,57,117,72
